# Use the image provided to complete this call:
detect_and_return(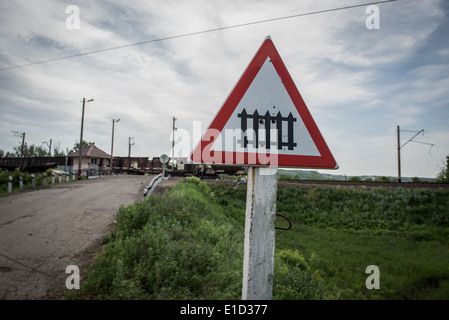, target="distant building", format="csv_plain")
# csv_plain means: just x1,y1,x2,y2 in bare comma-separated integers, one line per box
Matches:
67,144,111,171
